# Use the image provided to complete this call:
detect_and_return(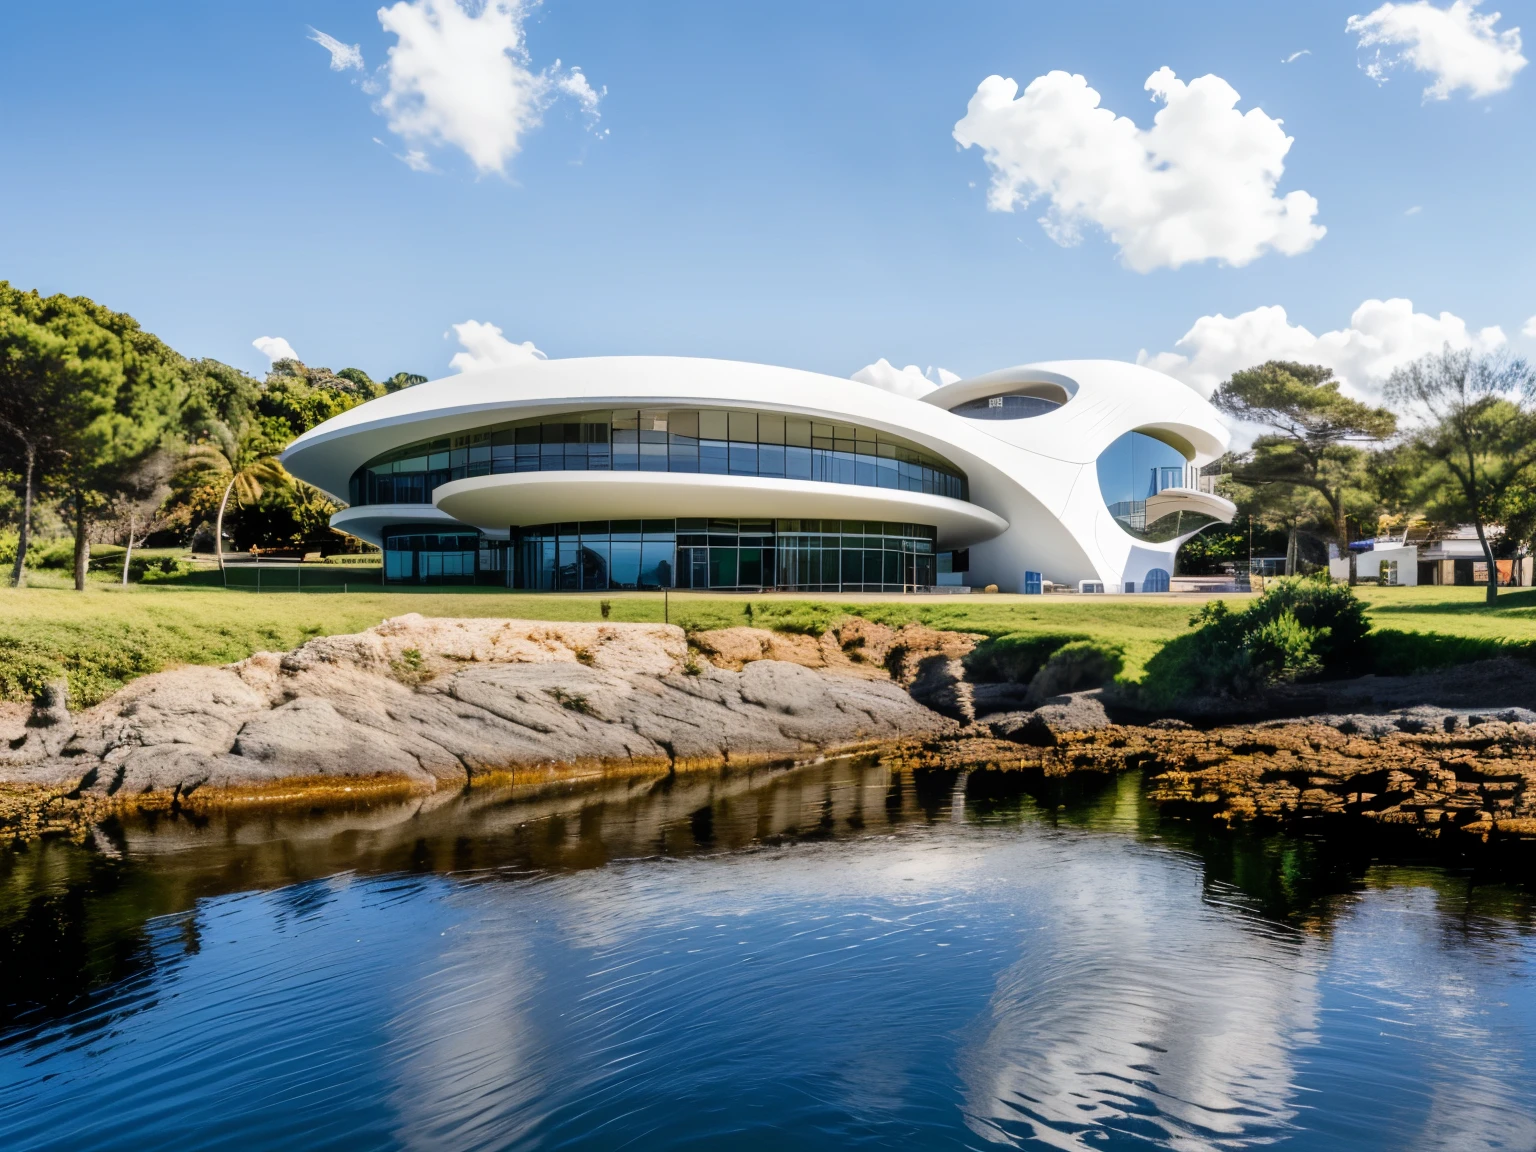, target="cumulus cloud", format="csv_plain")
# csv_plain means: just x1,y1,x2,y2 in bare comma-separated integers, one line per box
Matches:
1347,0,1526,99
374,0,604,175
308,27,364,71
448,320,547,372
953,67,1324,272
1139,298,1506,399
1523,314,1536,337
252,335,299,363
851,360,959,399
